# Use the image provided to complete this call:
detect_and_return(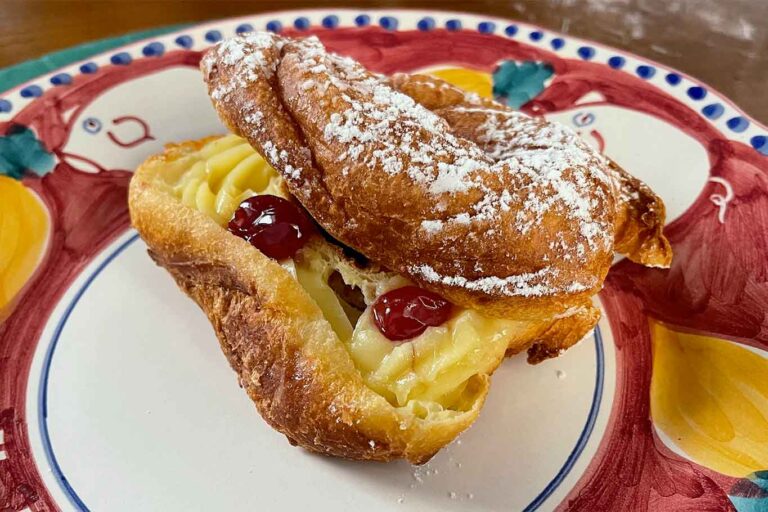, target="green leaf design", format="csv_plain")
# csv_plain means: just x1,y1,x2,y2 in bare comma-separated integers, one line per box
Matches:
730,471,768,512
0,125,54,180
492,60,554,109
